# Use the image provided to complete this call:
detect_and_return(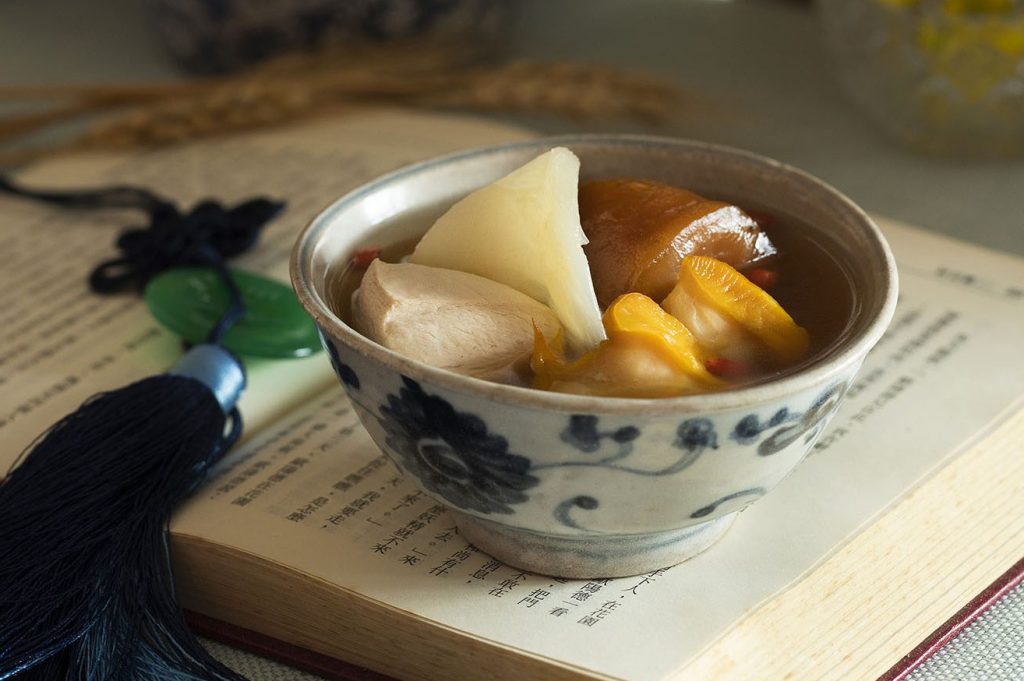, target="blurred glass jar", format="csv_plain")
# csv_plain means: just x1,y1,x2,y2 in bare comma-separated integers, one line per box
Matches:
819,0,1024,157
147,0,515,75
